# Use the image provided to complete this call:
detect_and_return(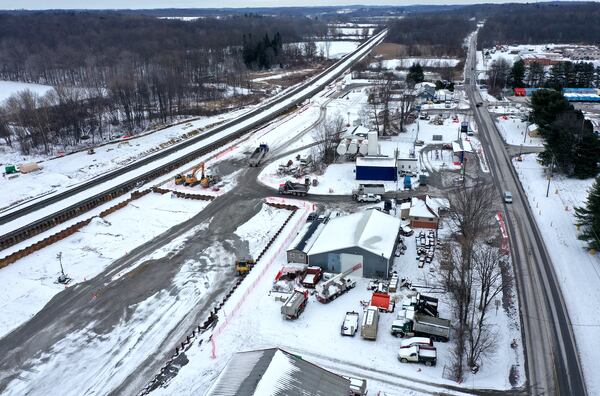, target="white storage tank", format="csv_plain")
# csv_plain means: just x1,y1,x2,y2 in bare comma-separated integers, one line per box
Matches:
367,132,379,155
336,141,348,156
359,140,369,155
347,139,358,155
